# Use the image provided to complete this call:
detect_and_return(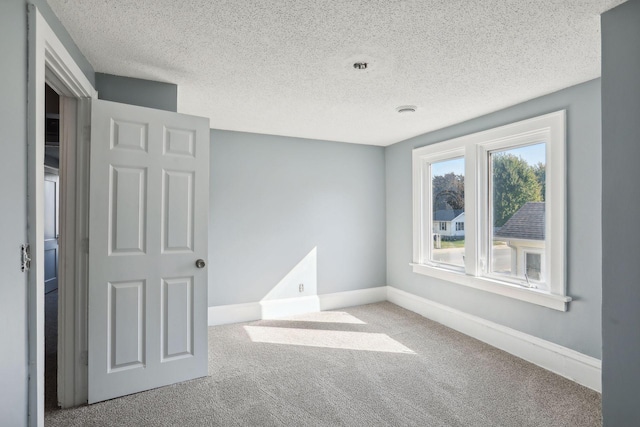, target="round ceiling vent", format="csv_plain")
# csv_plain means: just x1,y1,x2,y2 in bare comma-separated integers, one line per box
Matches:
396,105,417,113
